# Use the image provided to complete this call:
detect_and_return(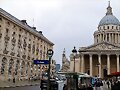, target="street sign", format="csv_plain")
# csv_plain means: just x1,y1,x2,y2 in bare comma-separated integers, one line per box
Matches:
33,60,49,64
